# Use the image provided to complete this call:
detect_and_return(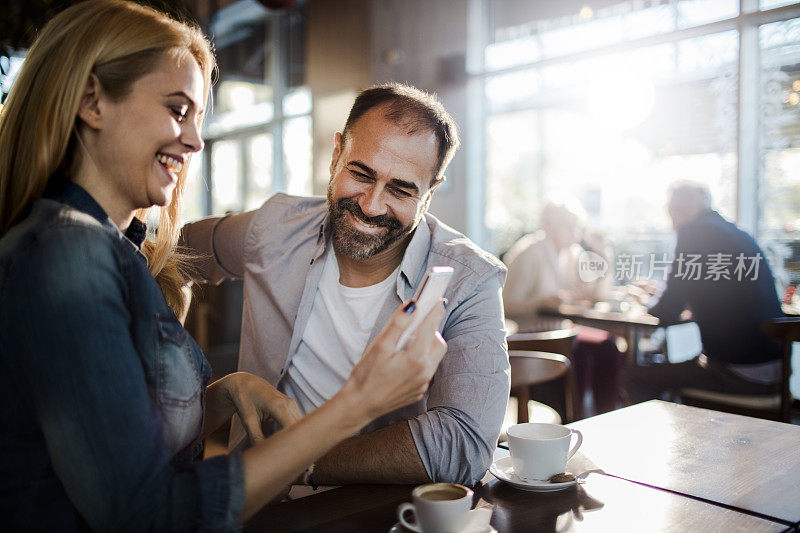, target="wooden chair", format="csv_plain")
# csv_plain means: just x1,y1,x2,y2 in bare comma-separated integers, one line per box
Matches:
679,317,799,422
506,328,580,419
499,350,580,443
507,327,578,357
